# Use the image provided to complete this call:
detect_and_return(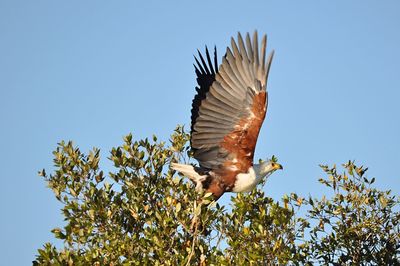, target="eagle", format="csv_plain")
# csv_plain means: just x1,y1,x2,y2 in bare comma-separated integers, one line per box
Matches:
172,31,282,200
